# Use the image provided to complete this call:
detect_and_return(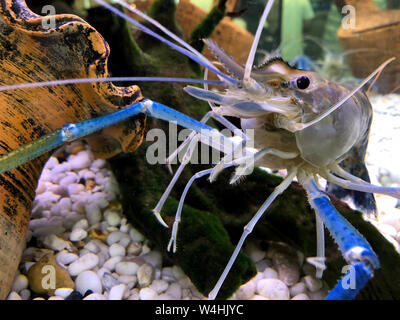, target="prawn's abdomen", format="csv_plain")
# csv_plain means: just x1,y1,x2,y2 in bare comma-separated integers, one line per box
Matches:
295,91,372,168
